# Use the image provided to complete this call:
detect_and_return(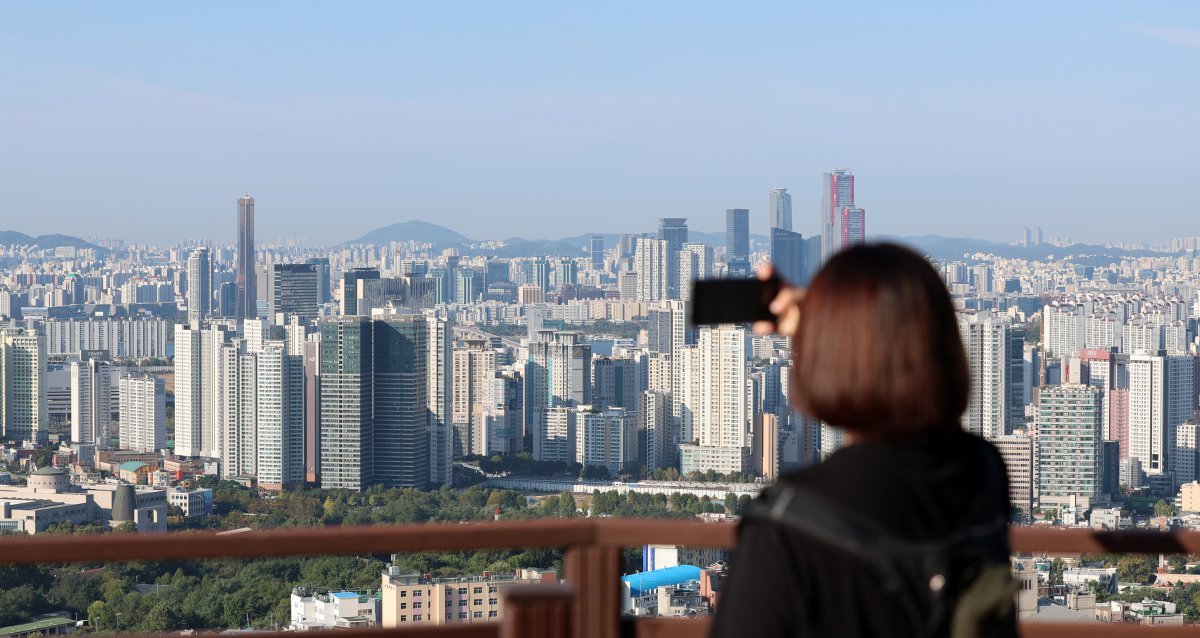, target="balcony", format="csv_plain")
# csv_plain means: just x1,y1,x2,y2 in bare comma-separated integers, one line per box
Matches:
2,521,1199,637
